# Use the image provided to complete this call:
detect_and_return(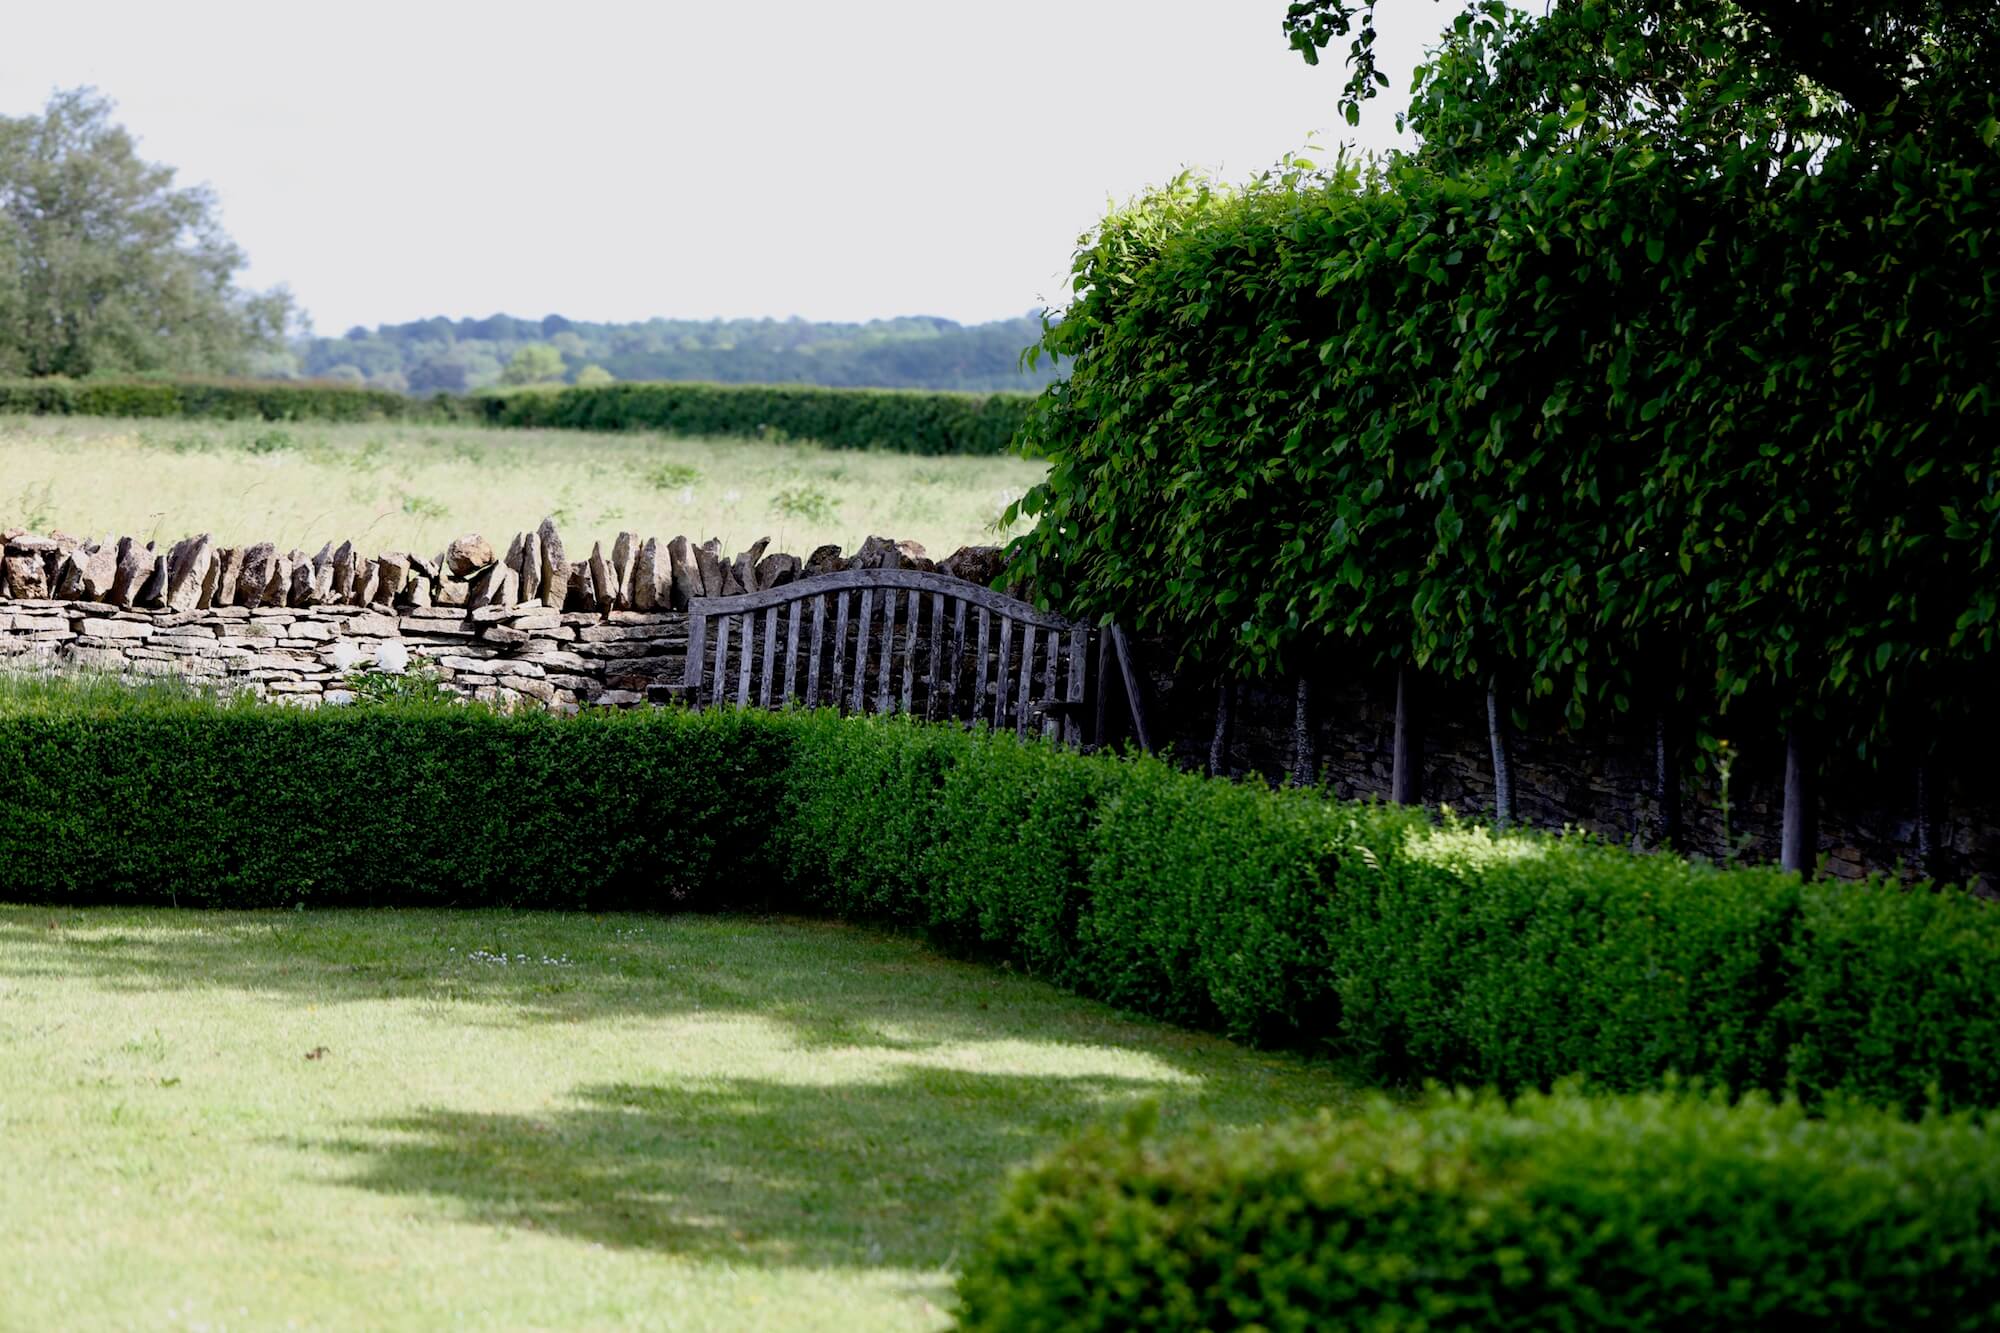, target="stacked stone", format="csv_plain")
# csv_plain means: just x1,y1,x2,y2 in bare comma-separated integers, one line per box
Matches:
3,520,991,617
0,600,402,694
0,521,1002,711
